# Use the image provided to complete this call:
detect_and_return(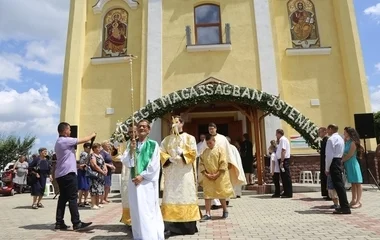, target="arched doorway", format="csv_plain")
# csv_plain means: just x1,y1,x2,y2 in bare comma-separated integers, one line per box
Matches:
111,79,320,185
